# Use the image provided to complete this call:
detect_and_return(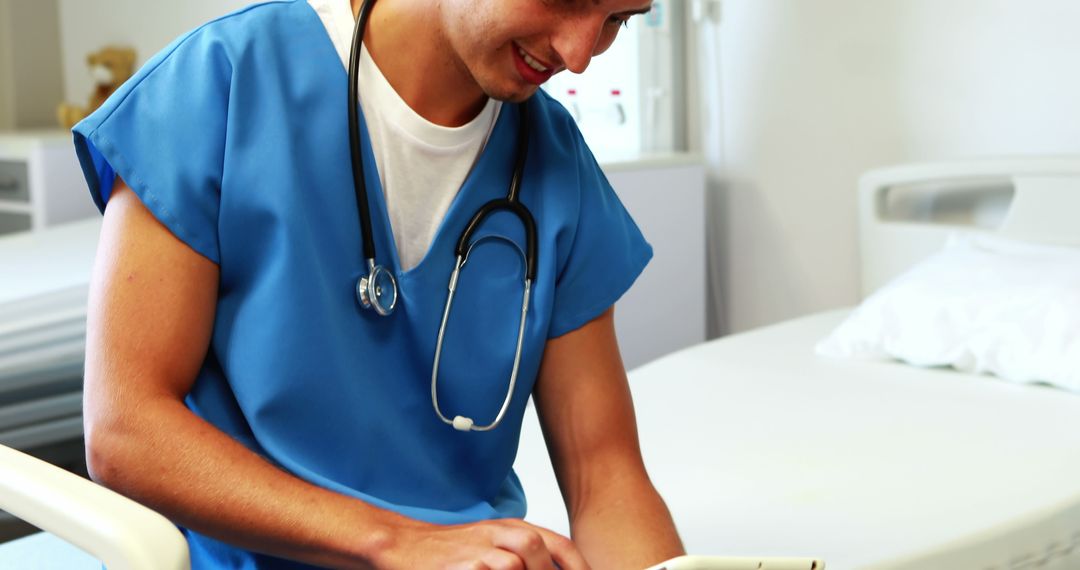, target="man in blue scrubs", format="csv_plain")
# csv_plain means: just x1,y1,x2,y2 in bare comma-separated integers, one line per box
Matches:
74,0,684,568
